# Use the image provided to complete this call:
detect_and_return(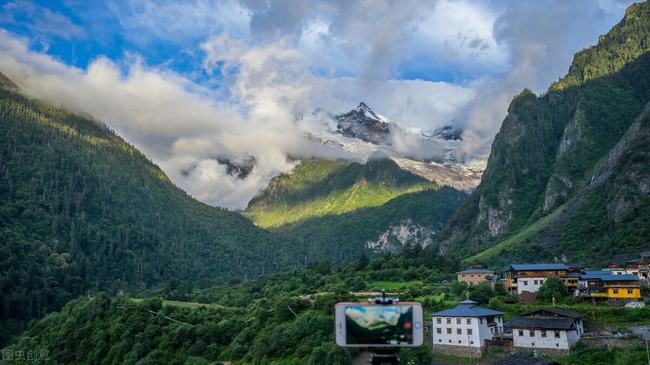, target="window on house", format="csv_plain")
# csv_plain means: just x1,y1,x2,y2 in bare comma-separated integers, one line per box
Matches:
447,328,452,334
448,340,452,343
523,280,528,285
518,330,524,336
627,289,633,294
456,318,461,325
540,279,544,284
457,328,462,335
555,331,561,338
613,289,619,294
470,341,474,344
436,318,441,324
531,342,535,346
436,328,441,334
556,343,559,347
466,318,472,324
438,339,442,343
534,280,538,285
480,318,483,324
529,330,535,337
467,329,473,335
458,340,462,343
446,318,451,324
541,331,547,337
